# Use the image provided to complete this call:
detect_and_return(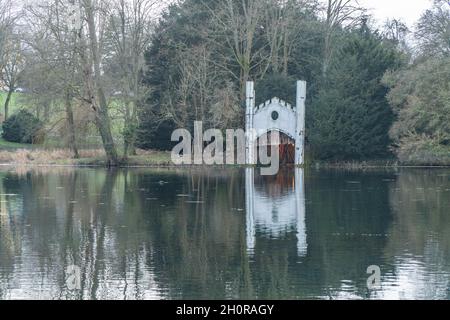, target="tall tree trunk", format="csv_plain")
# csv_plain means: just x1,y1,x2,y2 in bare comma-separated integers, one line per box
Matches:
123,102,132,158
323,0,333,78
123,113,138,158
322,32,331,78
43,102,50,122
84,0,118,166
282,32,289,76
94,93,119,166
123,132,137,158
123,72,138,159
65,89,79,159
3,87,13,121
